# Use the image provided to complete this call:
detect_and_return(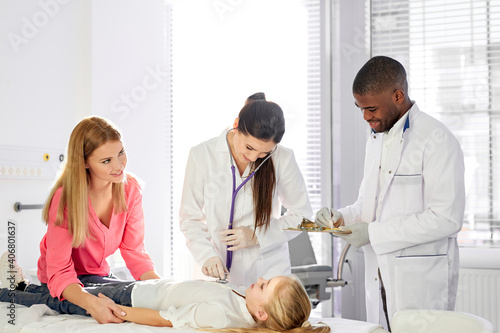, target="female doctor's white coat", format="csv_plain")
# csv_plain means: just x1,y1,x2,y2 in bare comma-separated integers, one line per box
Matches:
180,130,313,287
339,104,465,324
